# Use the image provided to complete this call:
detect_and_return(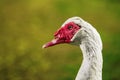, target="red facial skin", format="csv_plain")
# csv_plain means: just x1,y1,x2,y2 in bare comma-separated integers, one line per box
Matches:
43,22,80,48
